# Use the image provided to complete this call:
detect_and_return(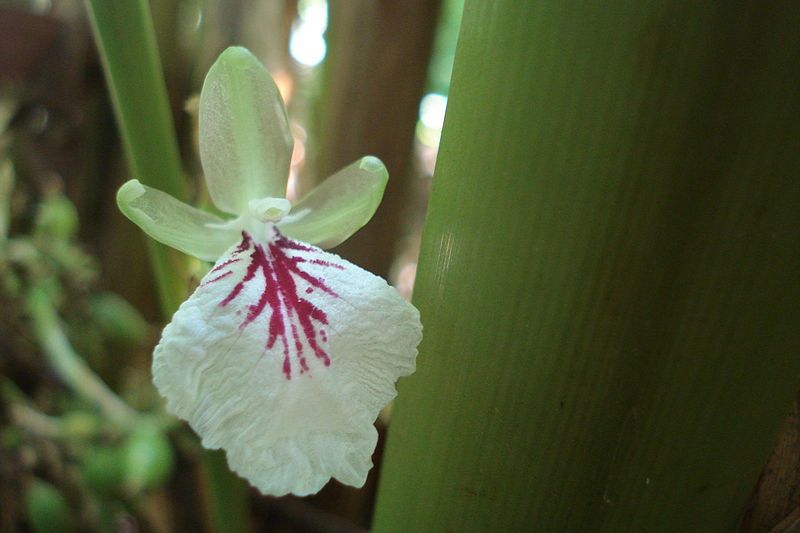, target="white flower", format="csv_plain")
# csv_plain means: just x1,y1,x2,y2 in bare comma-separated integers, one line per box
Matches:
116,47,422,496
